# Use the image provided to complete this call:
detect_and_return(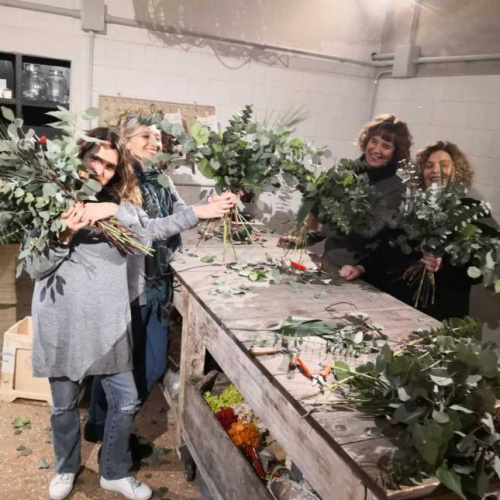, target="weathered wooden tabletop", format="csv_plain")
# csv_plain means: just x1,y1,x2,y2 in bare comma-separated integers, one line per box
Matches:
169,228,462,500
